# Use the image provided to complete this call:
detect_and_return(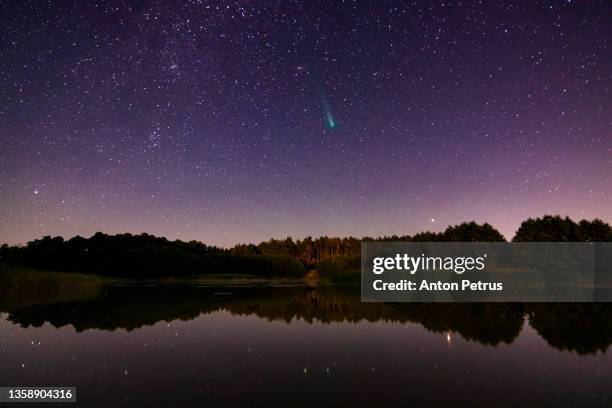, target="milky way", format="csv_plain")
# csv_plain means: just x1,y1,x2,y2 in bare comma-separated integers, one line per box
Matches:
0,1,610,246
